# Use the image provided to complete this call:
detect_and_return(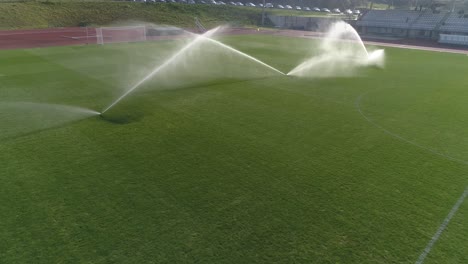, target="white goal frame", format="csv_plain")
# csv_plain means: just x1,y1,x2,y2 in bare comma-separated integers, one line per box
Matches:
96,26,147,45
